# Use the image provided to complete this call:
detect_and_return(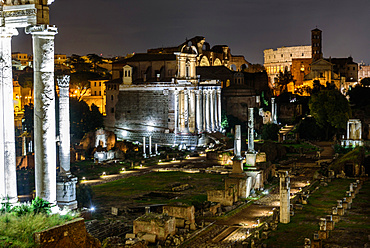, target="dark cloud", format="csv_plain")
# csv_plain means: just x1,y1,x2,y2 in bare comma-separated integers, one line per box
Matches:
12,0,370,64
